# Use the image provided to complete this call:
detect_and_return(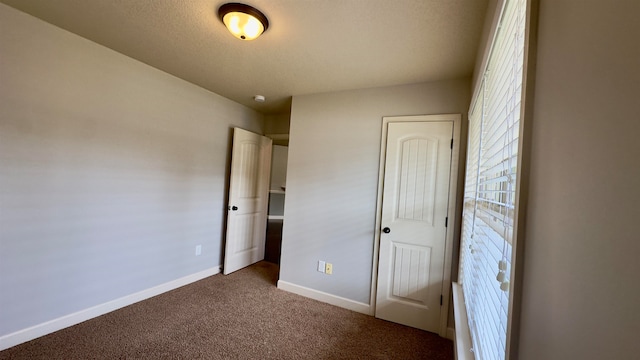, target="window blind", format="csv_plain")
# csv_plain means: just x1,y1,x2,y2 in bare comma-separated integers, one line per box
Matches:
459,0,526,359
